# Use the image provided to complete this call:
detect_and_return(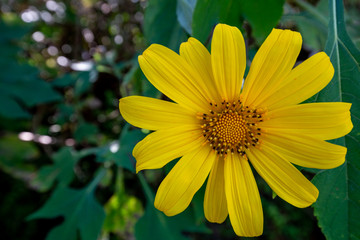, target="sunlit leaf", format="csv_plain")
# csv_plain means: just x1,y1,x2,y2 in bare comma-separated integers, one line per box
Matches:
312,0,360,240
